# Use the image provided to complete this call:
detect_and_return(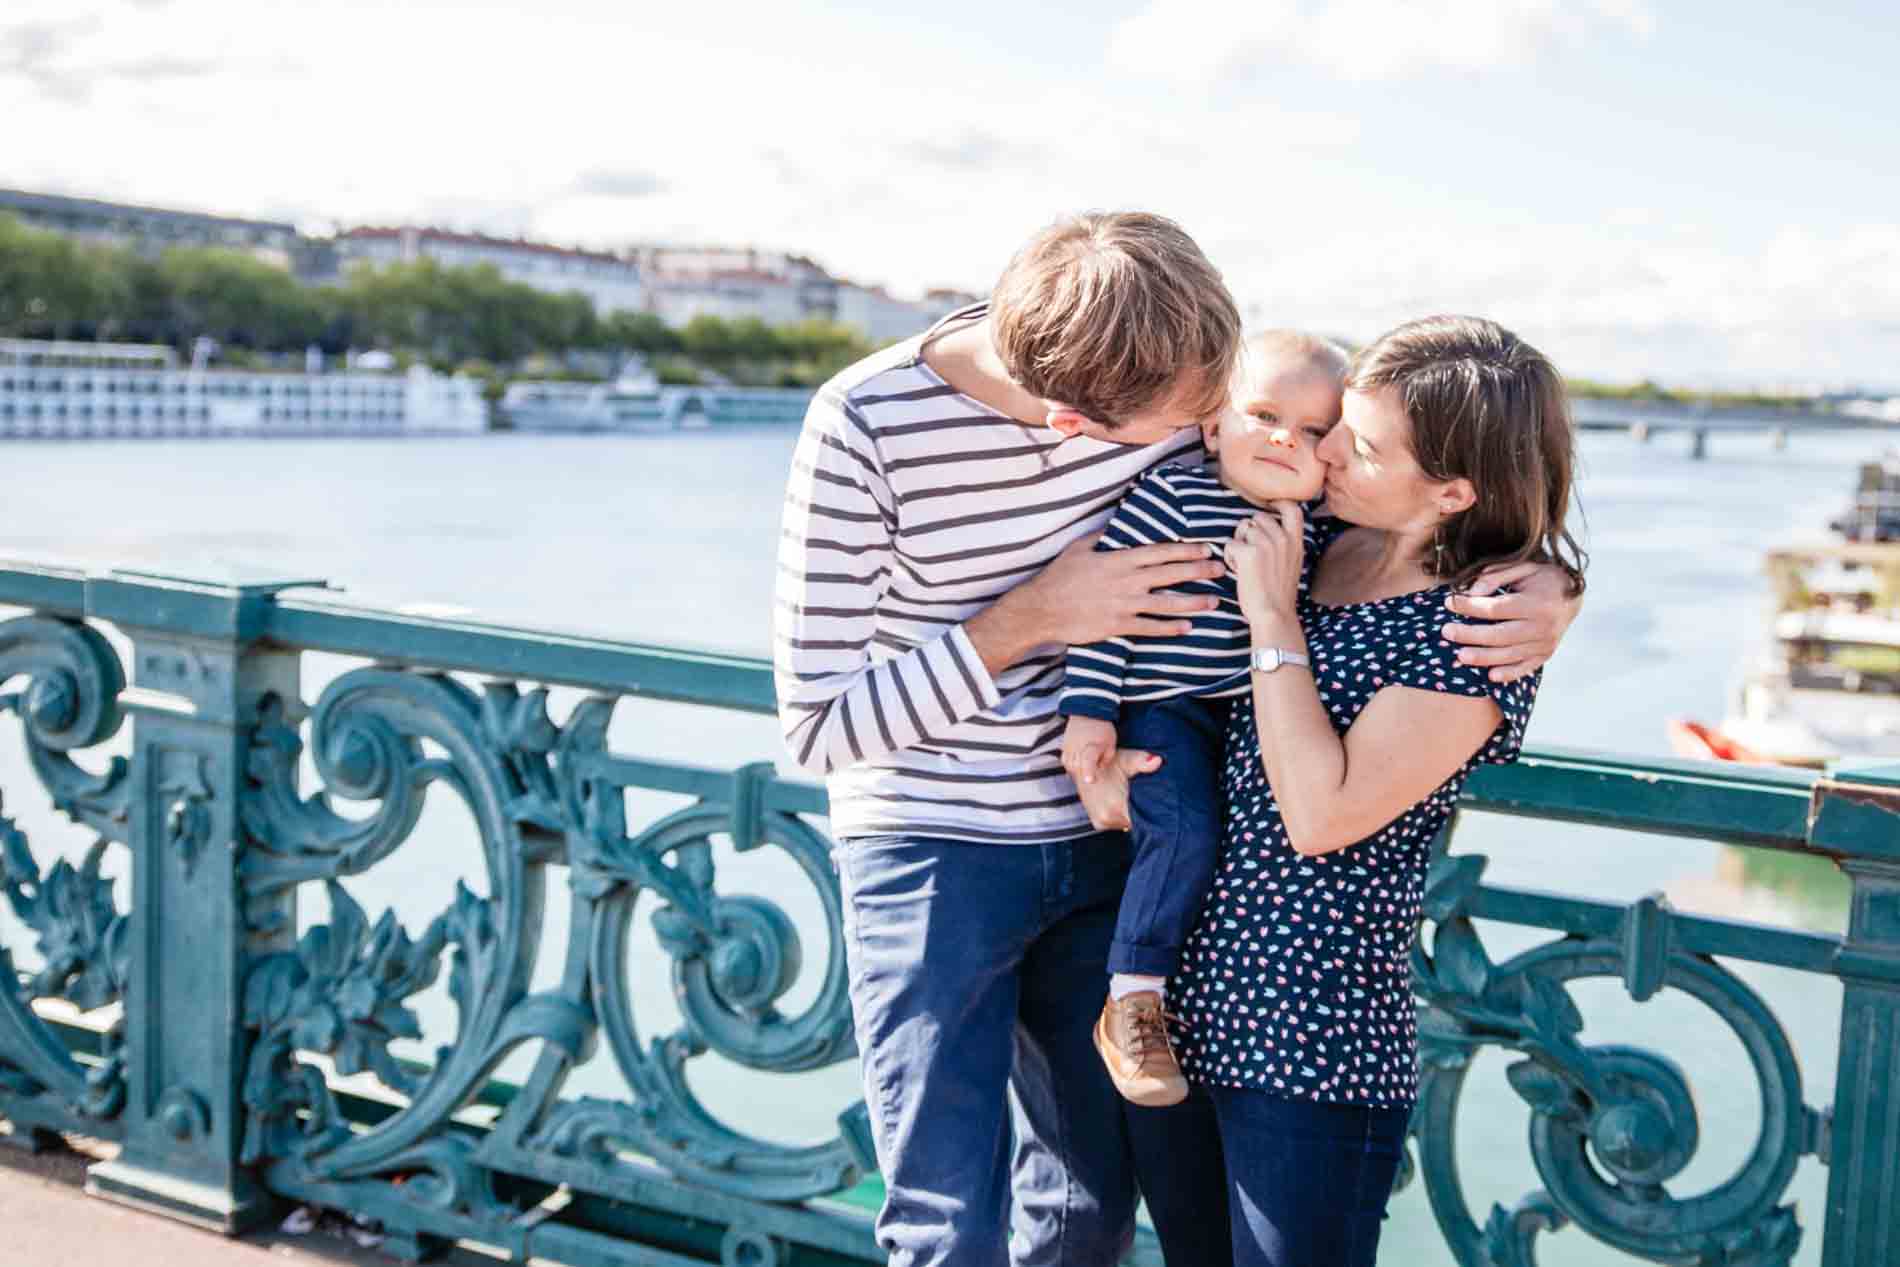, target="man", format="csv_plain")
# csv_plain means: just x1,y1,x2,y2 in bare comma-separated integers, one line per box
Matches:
774,212,1574,1265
